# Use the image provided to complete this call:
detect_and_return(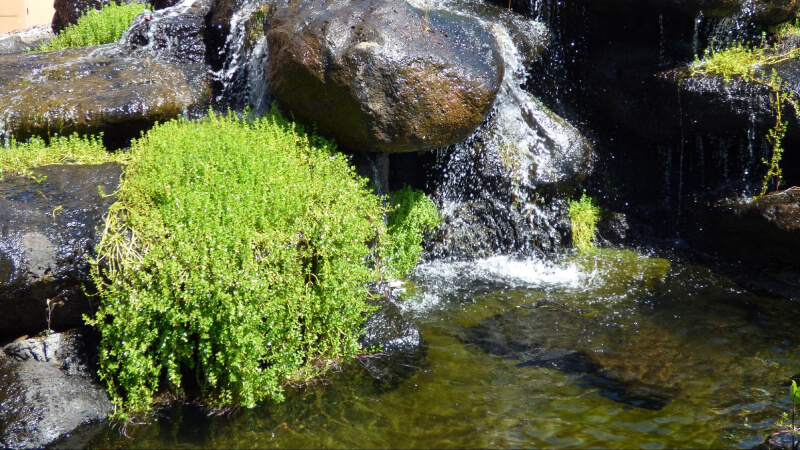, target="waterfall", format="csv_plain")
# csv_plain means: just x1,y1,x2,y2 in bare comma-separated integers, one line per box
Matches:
422,13,592,260
211,0,276,112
